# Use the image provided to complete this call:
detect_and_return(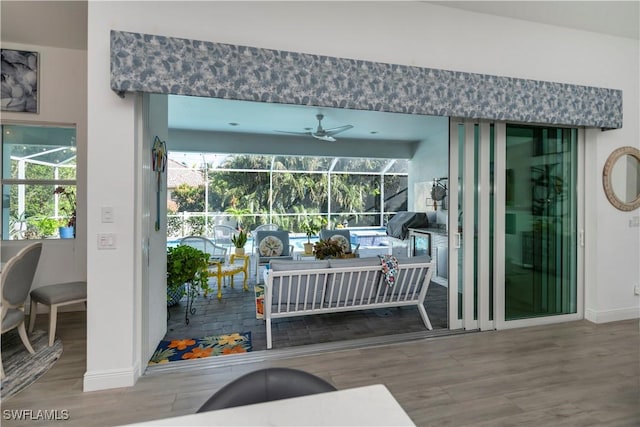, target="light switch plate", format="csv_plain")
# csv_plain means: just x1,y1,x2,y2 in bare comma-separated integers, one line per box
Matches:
101,206,114,223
